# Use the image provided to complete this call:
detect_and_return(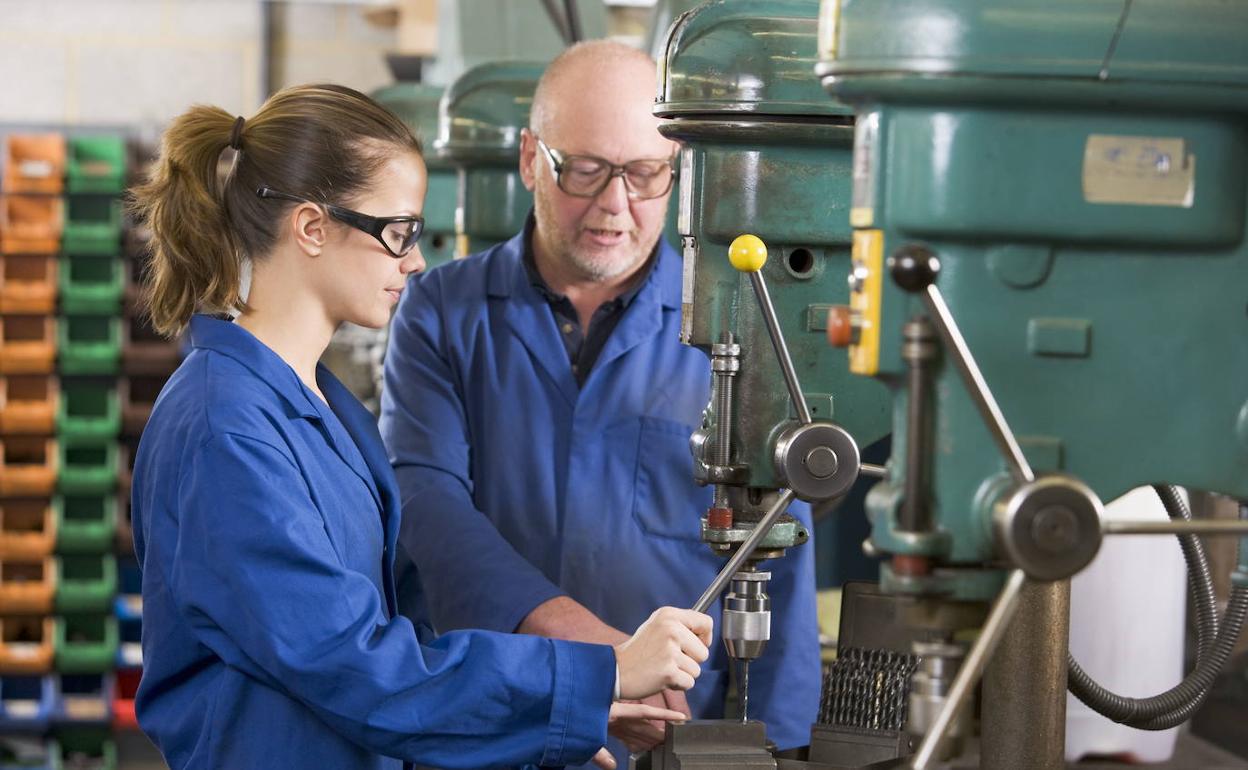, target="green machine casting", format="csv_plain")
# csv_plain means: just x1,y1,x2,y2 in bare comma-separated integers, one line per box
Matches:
643,2,897,768
371,82,458,268
434,61,545,258
813,1,1248,768
656,0,891,519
